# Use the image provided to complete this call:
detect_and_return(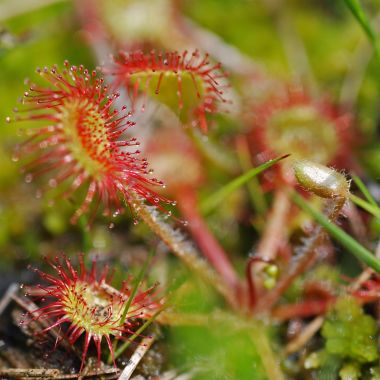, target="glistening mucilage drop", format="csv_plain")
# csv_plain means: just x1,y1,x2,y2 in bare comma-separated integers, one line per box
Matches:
129,191,236,307
12,62,233,307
